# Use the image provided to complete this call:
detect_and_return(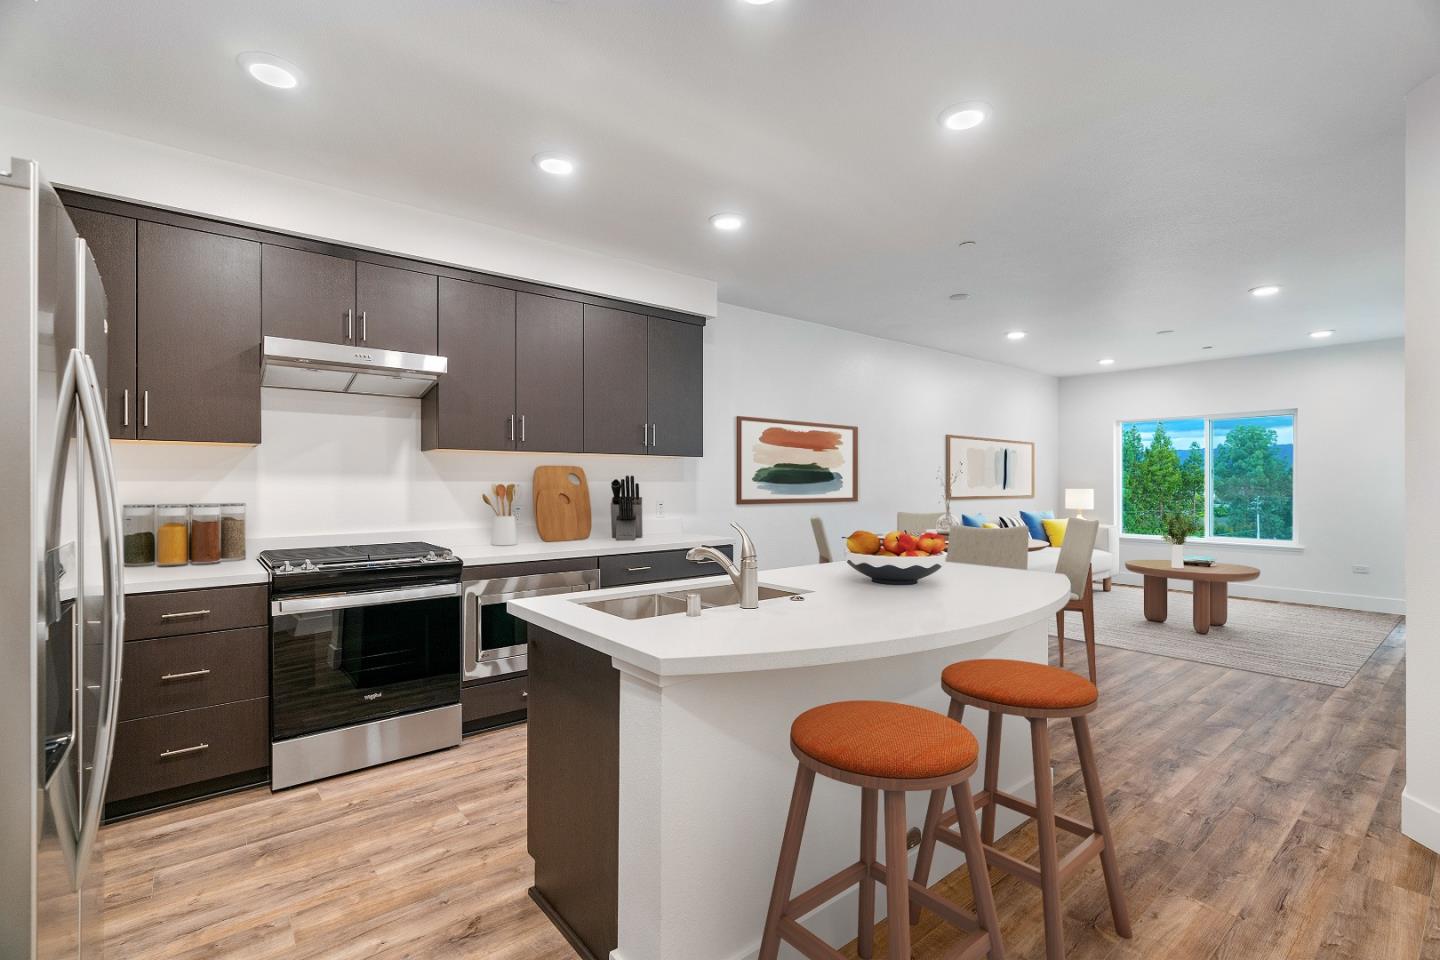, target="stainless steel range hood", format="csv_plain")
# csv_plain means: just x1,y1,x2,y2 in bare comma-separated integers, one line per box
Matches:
261,337,447,398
